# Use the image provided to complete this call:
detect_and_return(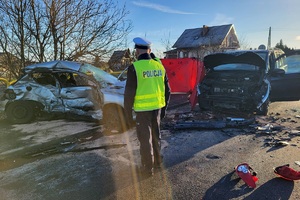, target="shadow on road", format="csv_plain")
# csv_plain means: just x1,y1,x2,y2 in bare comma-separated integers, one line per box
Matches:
203,172,294,200
162,128,246,168
202,171,253,200
244,178,294,200
0,152,122,200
